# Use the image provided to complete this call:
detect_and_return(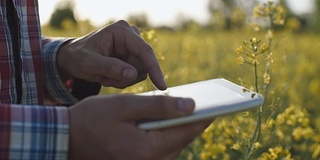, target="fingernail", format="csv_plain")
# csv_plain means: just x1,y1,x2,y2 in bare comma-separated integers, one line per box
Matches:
178,98,195,112
160,79,167,90
158,79,167,90
123,68,136,80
